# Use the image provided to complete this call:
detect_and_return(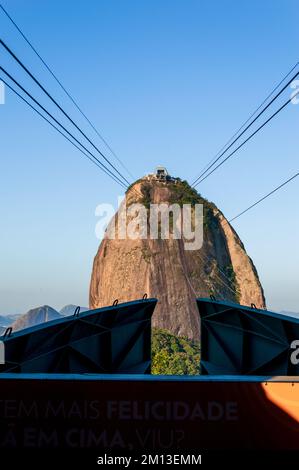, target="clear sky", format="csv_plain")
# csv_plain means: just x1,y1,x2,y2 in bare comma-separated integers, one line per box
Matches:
0,0,298,314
